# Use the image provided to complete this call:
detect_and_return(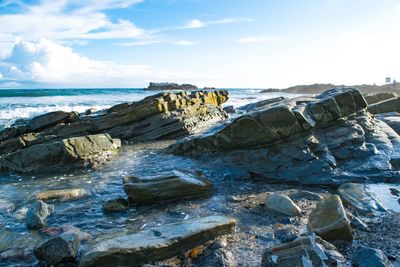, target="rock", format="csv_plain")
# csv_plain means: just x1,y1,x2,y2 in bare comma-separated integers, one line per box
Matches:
145,82,198,91
352,246,393,267
237,97,286,112
0,134,121,174
390,187,400,196
123,170,213,204
28,111,79,131
274,228,299,243
26,200,54,229
210,239,228,249
0,230,44,253
350,215,369,231
289,191,323,201
368,97,400,114
261,235,346,267
79,215,236,267
375,112,400,135
36,188,88,201
103,198,129,212
265,194,301,217
170,88,400,186
223,105,236,114
34,233,80,266
307,195,353,240
364,92,397,105
337,183,387,215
